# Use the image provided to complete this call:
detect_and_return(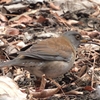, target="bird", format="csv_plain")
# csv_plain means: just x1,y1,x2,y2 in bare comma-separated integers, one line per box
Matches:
0,31,86,78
